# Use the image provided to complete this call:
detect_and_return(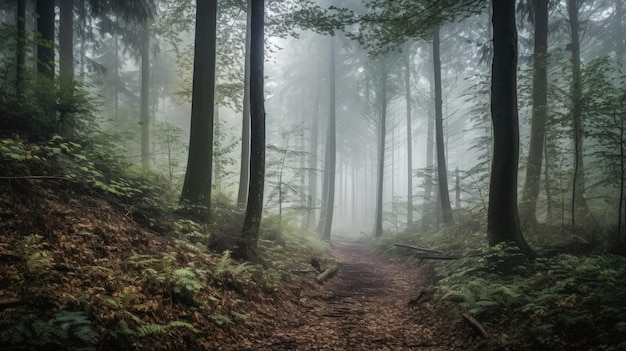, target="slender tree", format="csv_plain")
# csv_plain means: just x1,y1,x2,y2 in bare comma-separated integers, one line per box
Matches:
488,0,532,254
180,0,218,213
59,0,75,83
36,0,55,80
520,0,549,225
16,0,26,95
405,45,414,228
237,0,252,209
140,24,151,169
321,35,337,241
433,26,454,224
239,0,266,261
567,0,589,229
373,58,388,238
306,64,321,230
